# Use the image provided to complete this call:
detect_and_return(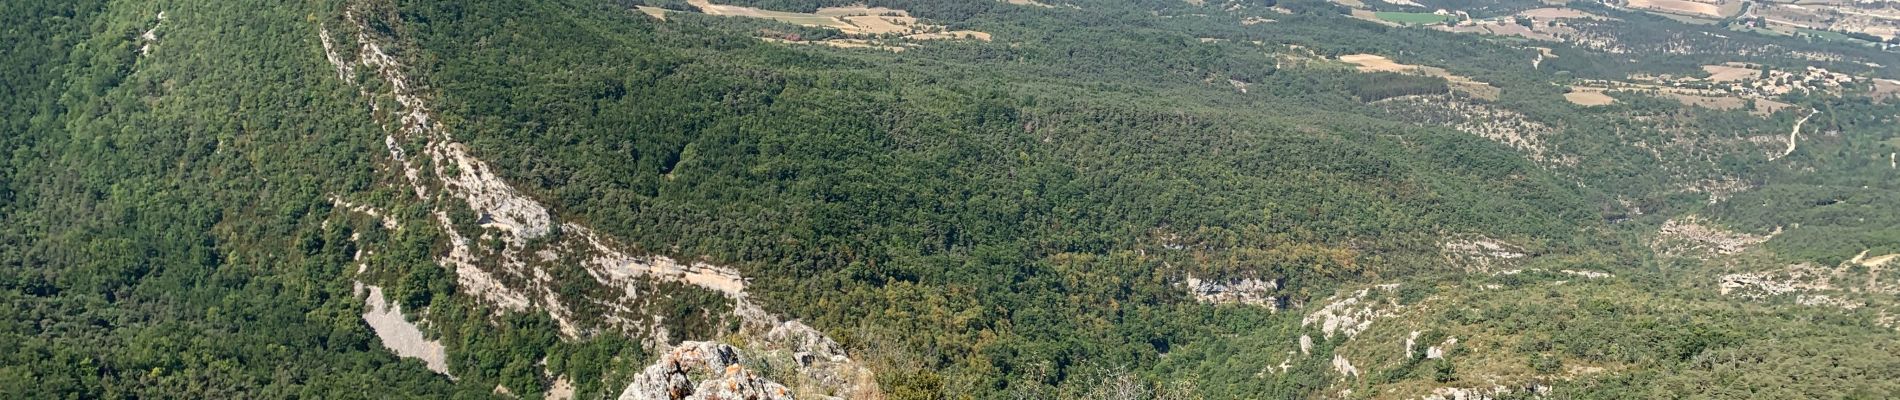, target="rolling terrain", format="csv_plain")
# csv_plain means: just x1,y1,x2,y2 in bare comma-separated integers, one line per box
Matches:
3,0,1899,398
